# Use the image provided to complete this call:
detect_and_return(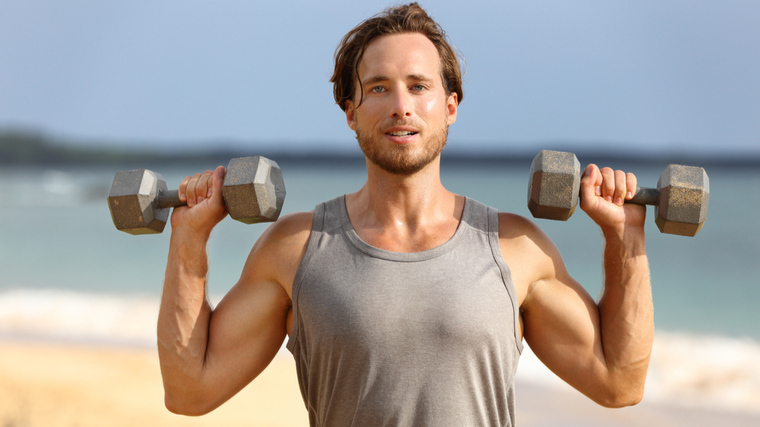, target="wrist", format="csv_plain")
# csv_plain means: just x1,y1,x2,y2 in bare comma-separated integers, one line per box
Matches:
168,230,211,279
171,223,213,244
602,224,647,259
